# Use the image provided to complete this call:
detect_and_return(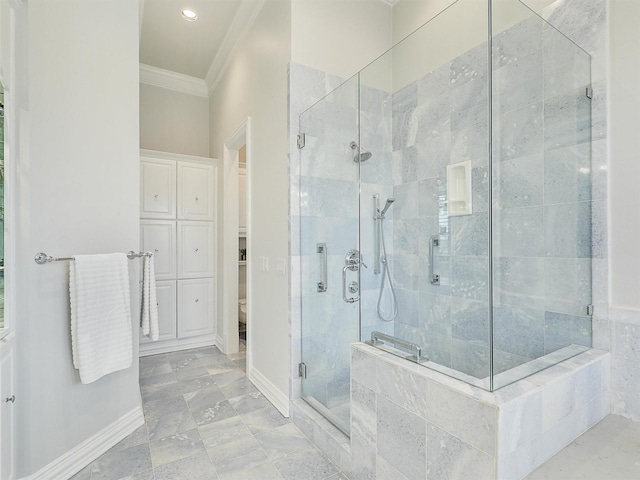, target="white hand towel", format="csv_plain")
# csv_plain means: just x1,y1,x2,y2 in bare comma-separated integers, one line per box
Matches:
69,253,133,384
140,253,159,341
